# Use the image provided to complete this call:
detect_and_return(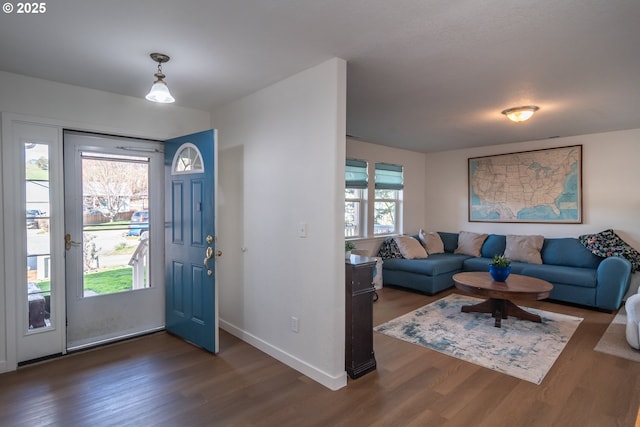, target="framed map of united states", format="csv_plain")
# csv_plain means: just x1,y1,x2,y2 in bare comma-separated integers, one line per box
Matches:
468,145,582,223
